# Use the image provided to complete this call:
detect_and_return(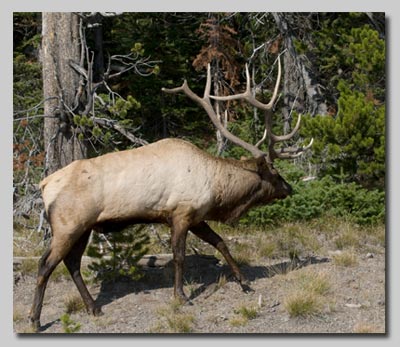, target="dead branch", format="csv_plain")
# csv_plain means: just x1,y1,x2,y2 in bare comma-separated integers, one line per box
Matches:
92,117,149,146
